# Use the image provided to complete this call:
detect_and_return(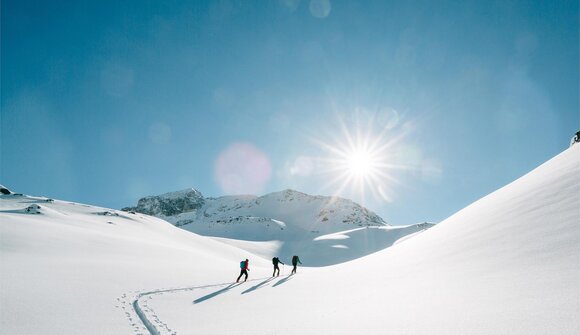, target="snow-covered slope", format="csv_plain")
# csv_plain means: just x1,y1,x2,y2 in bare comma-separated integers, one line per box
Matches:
2,145,578,334
123,189,424,266
209,222,435,266
0,195,270,334
123,189,433,266
124,189,387,233
136,145,580,334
